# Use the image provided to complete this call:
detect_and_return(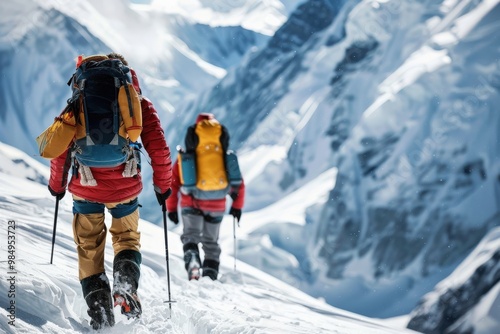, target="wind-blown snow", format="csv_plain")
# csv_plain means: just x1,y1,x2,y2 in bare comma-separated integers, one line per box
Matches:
140,0,302,36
